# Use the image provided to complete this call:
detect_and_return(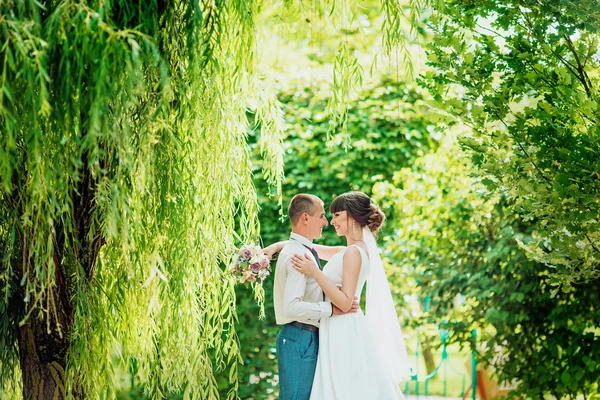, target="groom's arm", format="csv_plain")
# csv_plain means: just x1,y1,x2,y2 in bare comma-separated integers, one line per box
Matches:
281,255,333,321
